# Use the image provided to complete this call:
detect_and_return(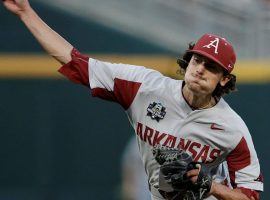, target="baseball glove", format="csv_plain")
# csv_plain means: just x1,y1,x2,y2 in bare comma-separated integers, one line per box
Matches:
152,145,212,200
